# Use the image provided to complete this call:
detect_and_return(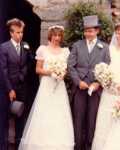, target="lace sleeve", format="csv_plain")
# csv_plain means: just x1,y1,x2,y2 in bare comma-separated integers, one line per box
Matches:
35,45,46,60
